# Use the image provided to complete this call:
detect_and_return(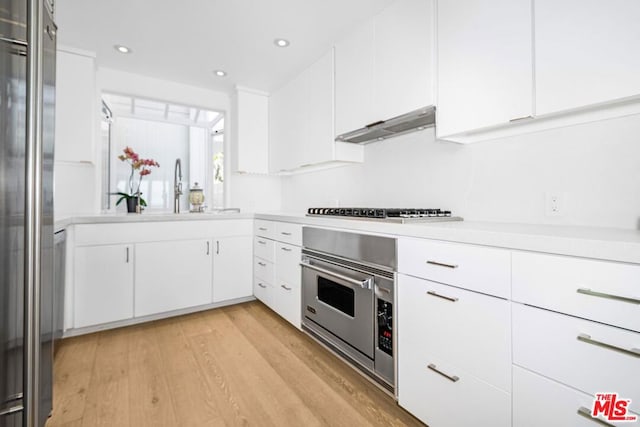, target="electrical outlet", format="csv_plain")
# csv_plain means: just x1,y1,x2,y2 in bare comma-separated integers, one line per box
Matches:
545,192,563,217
